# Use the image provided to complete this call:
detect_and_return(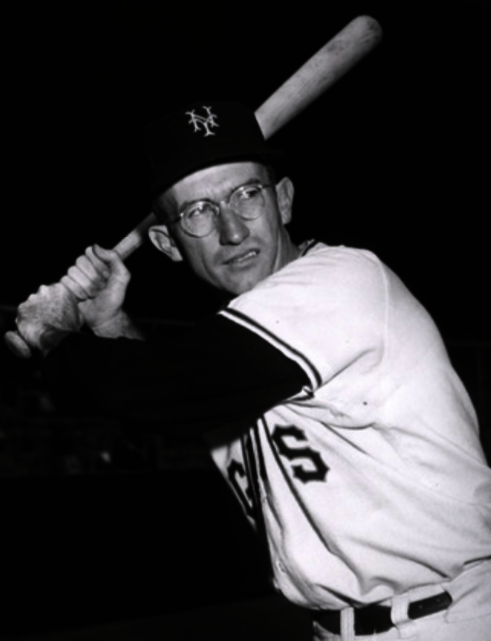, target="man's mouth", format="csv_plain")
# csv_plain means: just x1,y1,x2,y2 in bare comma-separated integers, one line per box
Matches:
225,250,259,266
